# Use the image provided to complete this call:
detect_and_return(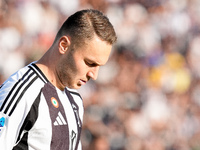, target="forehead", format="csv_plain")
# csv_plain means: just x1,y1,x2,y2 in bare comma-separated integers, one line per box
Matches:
78,36,112,65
